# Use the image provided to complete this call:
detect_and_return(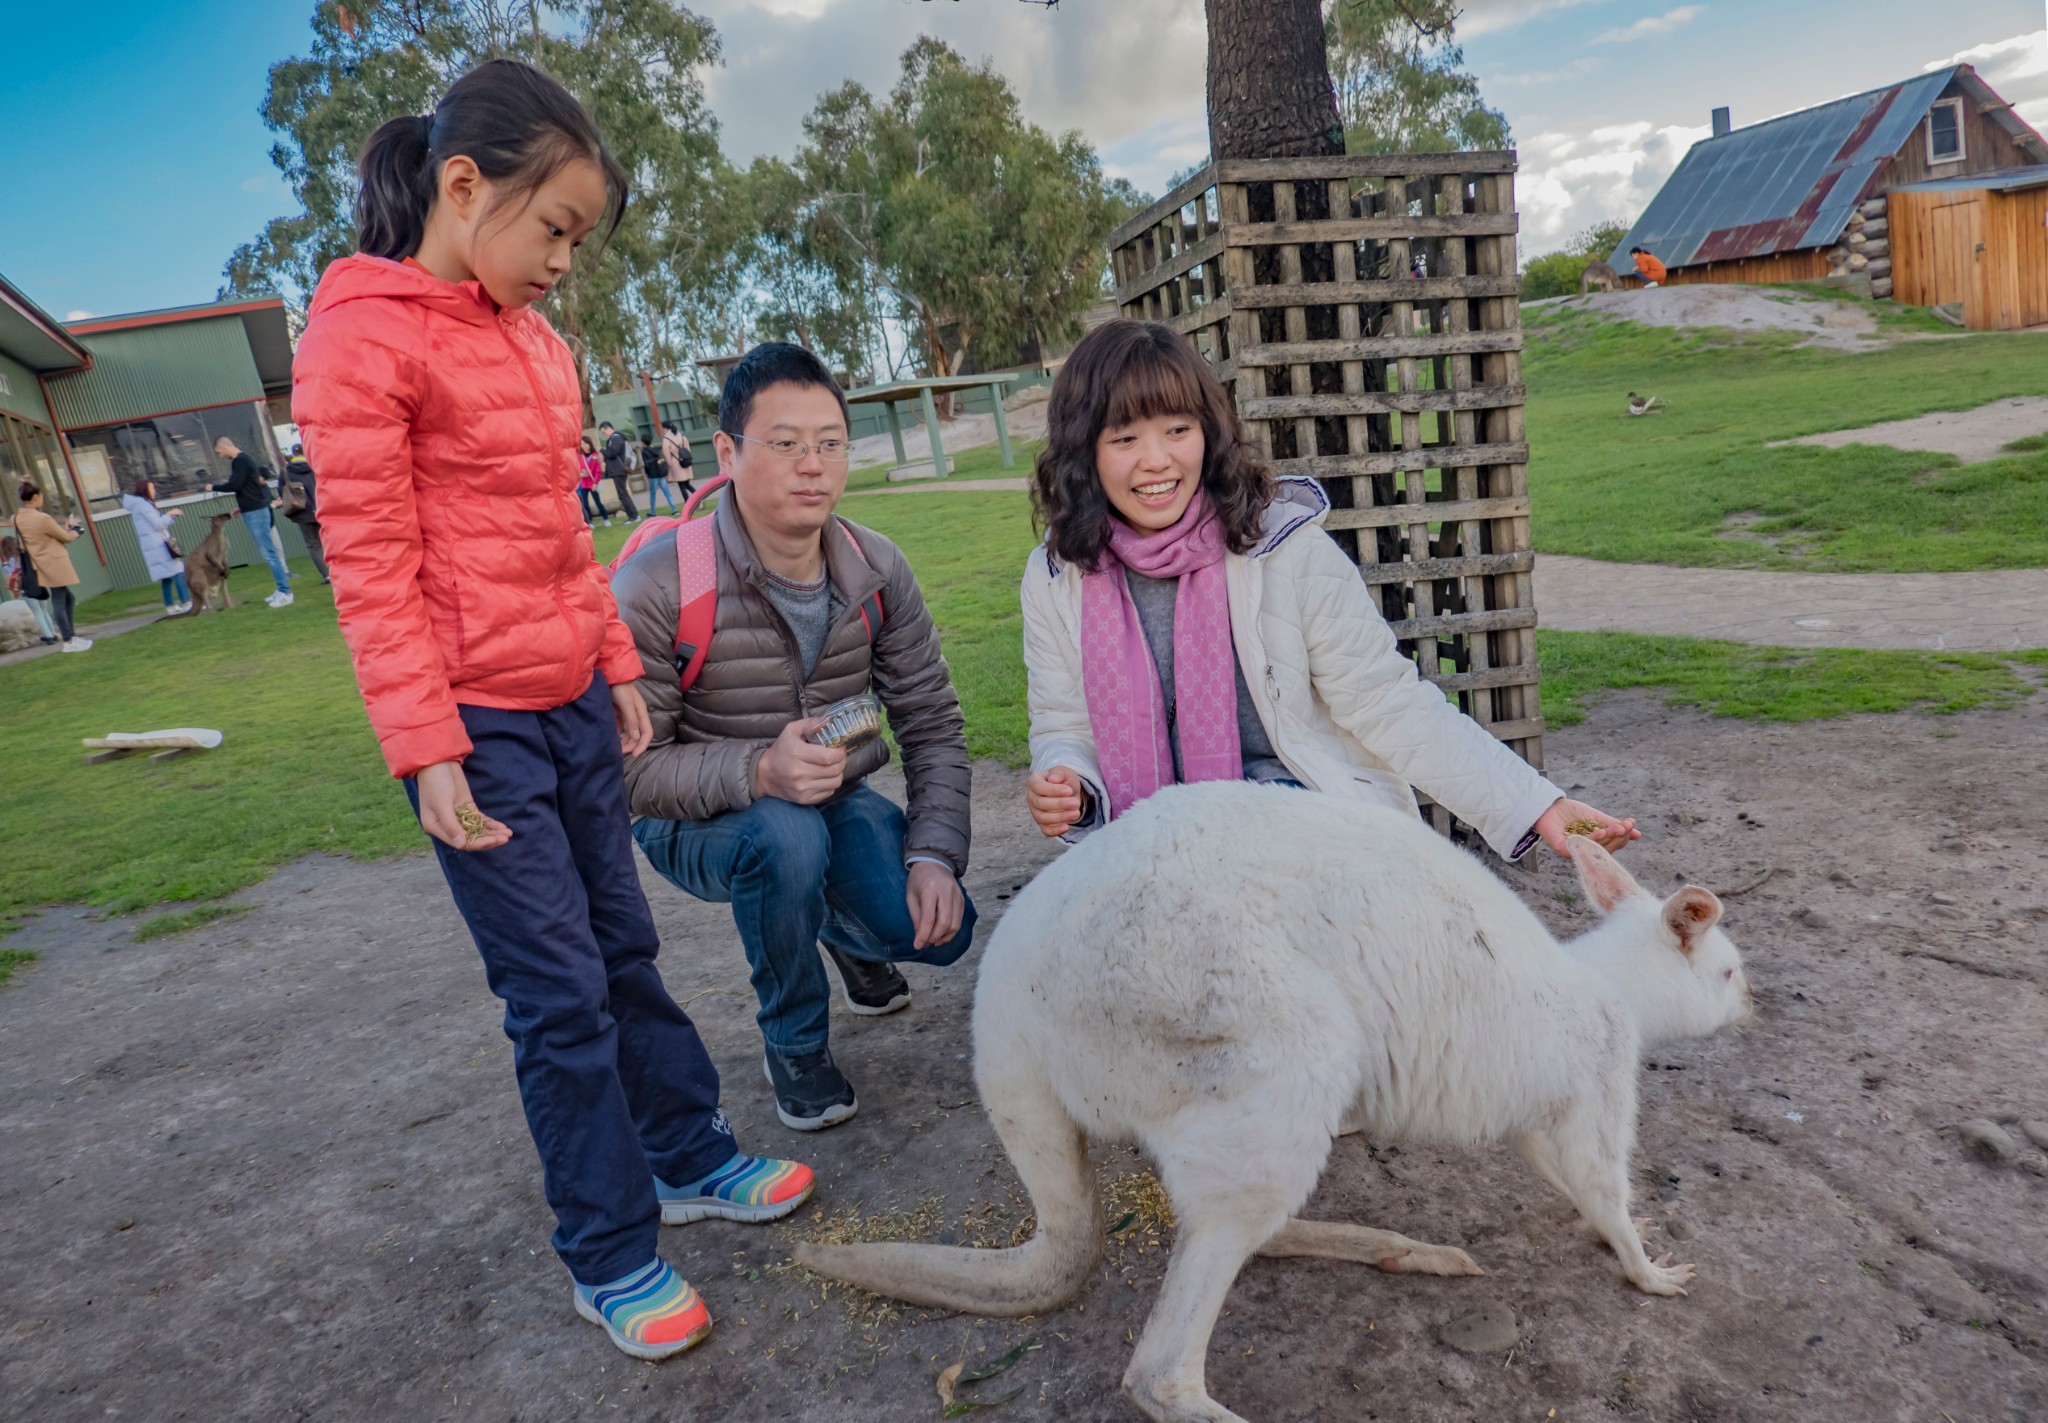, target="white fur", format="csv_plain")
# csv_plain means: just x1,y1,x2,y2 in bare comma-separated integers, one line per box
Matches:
797,783,1753,1423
